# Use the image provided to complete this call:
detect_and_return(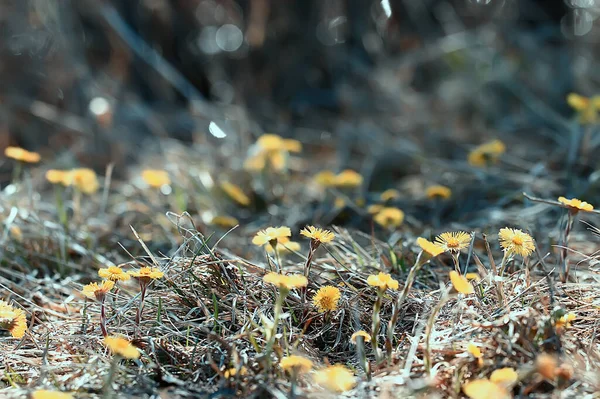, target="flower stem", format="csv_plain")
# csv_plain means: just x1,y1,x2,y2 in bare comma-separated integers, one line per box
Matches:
100,299,108,337
371,290,383,363
424,292,453,374
102,355,120,399
561,212,575,282
135,283,148,328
